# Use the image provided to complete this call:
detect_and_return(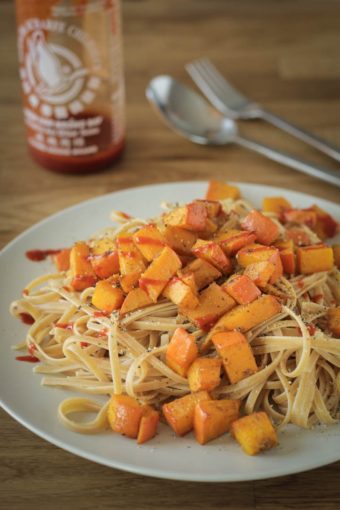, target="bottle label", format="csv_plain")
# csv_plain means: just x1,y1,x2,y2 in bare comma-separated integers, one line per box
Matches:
17,11,123,158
